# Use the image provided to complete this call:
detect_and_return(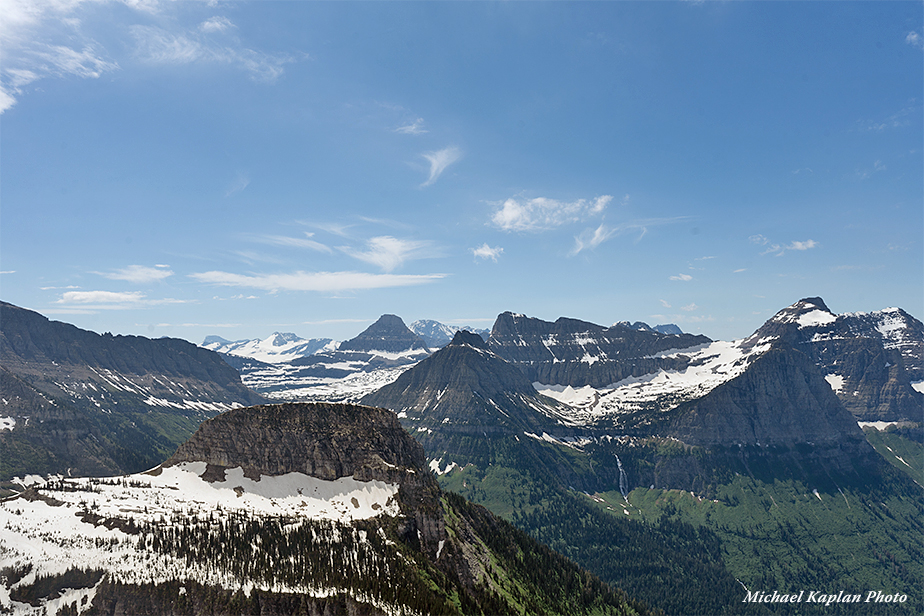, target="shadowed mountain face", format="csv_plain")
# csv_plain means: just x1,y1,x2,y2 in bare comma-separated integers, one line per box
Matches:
0,301,266,479
362,331,576,463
